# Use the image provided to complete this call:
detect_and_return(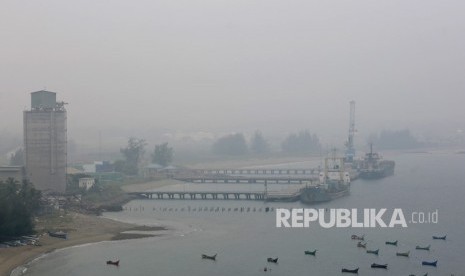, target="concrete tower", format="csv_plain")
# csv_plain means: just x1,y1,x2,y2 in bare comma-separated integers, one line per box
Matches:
24,90,67,193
